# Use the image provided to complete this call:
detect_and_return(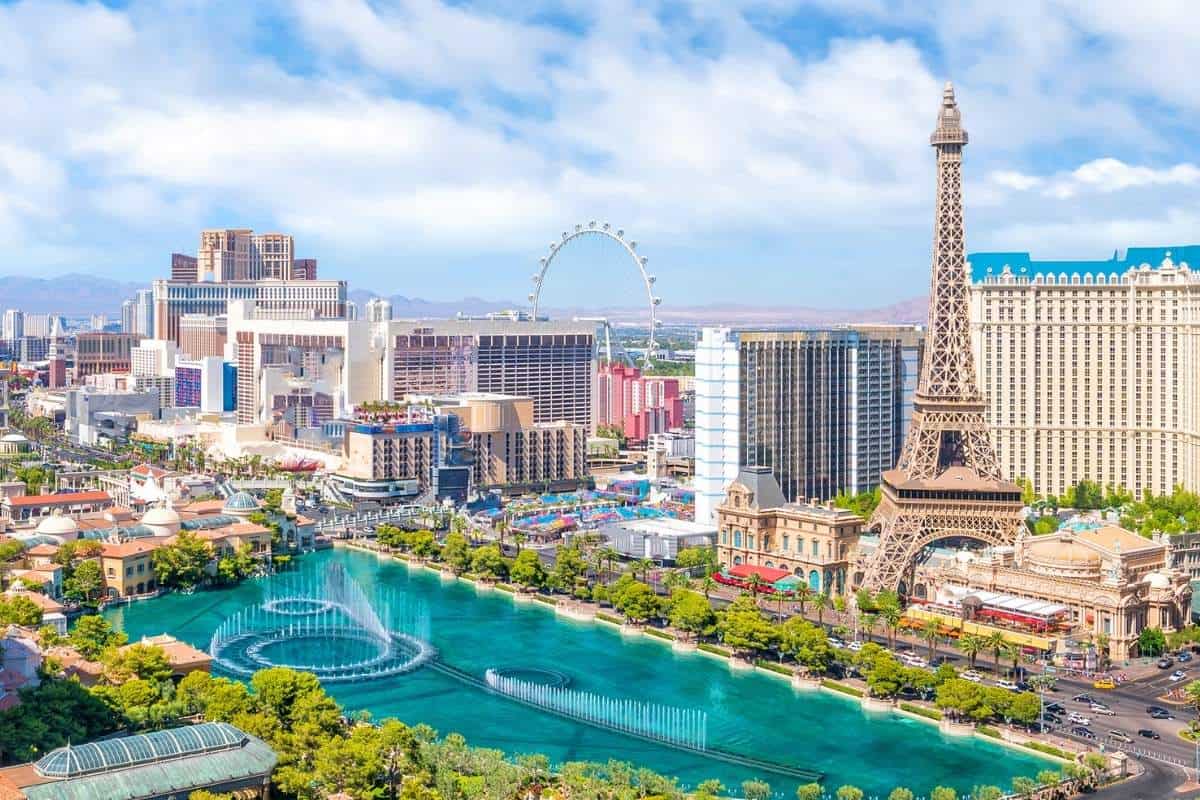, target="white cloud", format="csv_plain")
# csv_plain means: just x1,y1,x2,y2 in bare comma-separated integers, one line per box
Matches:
988,158,1200,199
980,207,1200,257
